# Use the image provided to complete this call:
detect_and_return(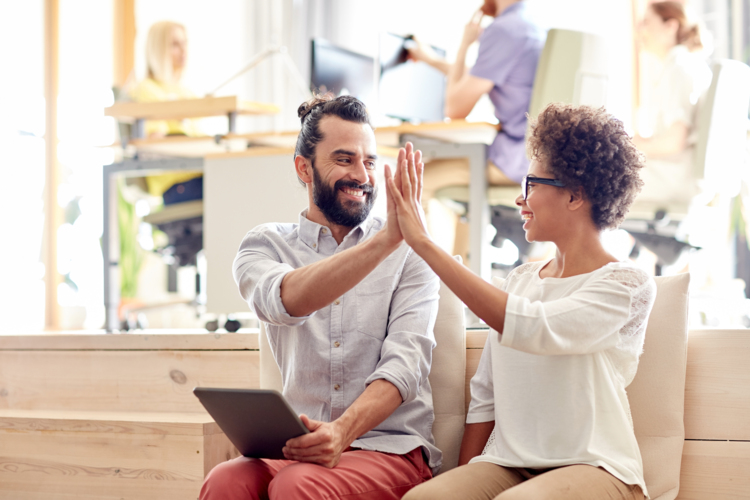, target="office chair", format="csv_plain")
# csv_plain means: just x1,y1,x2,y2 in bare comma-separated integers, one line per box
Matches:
435,29,609,267
622,59,750,275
